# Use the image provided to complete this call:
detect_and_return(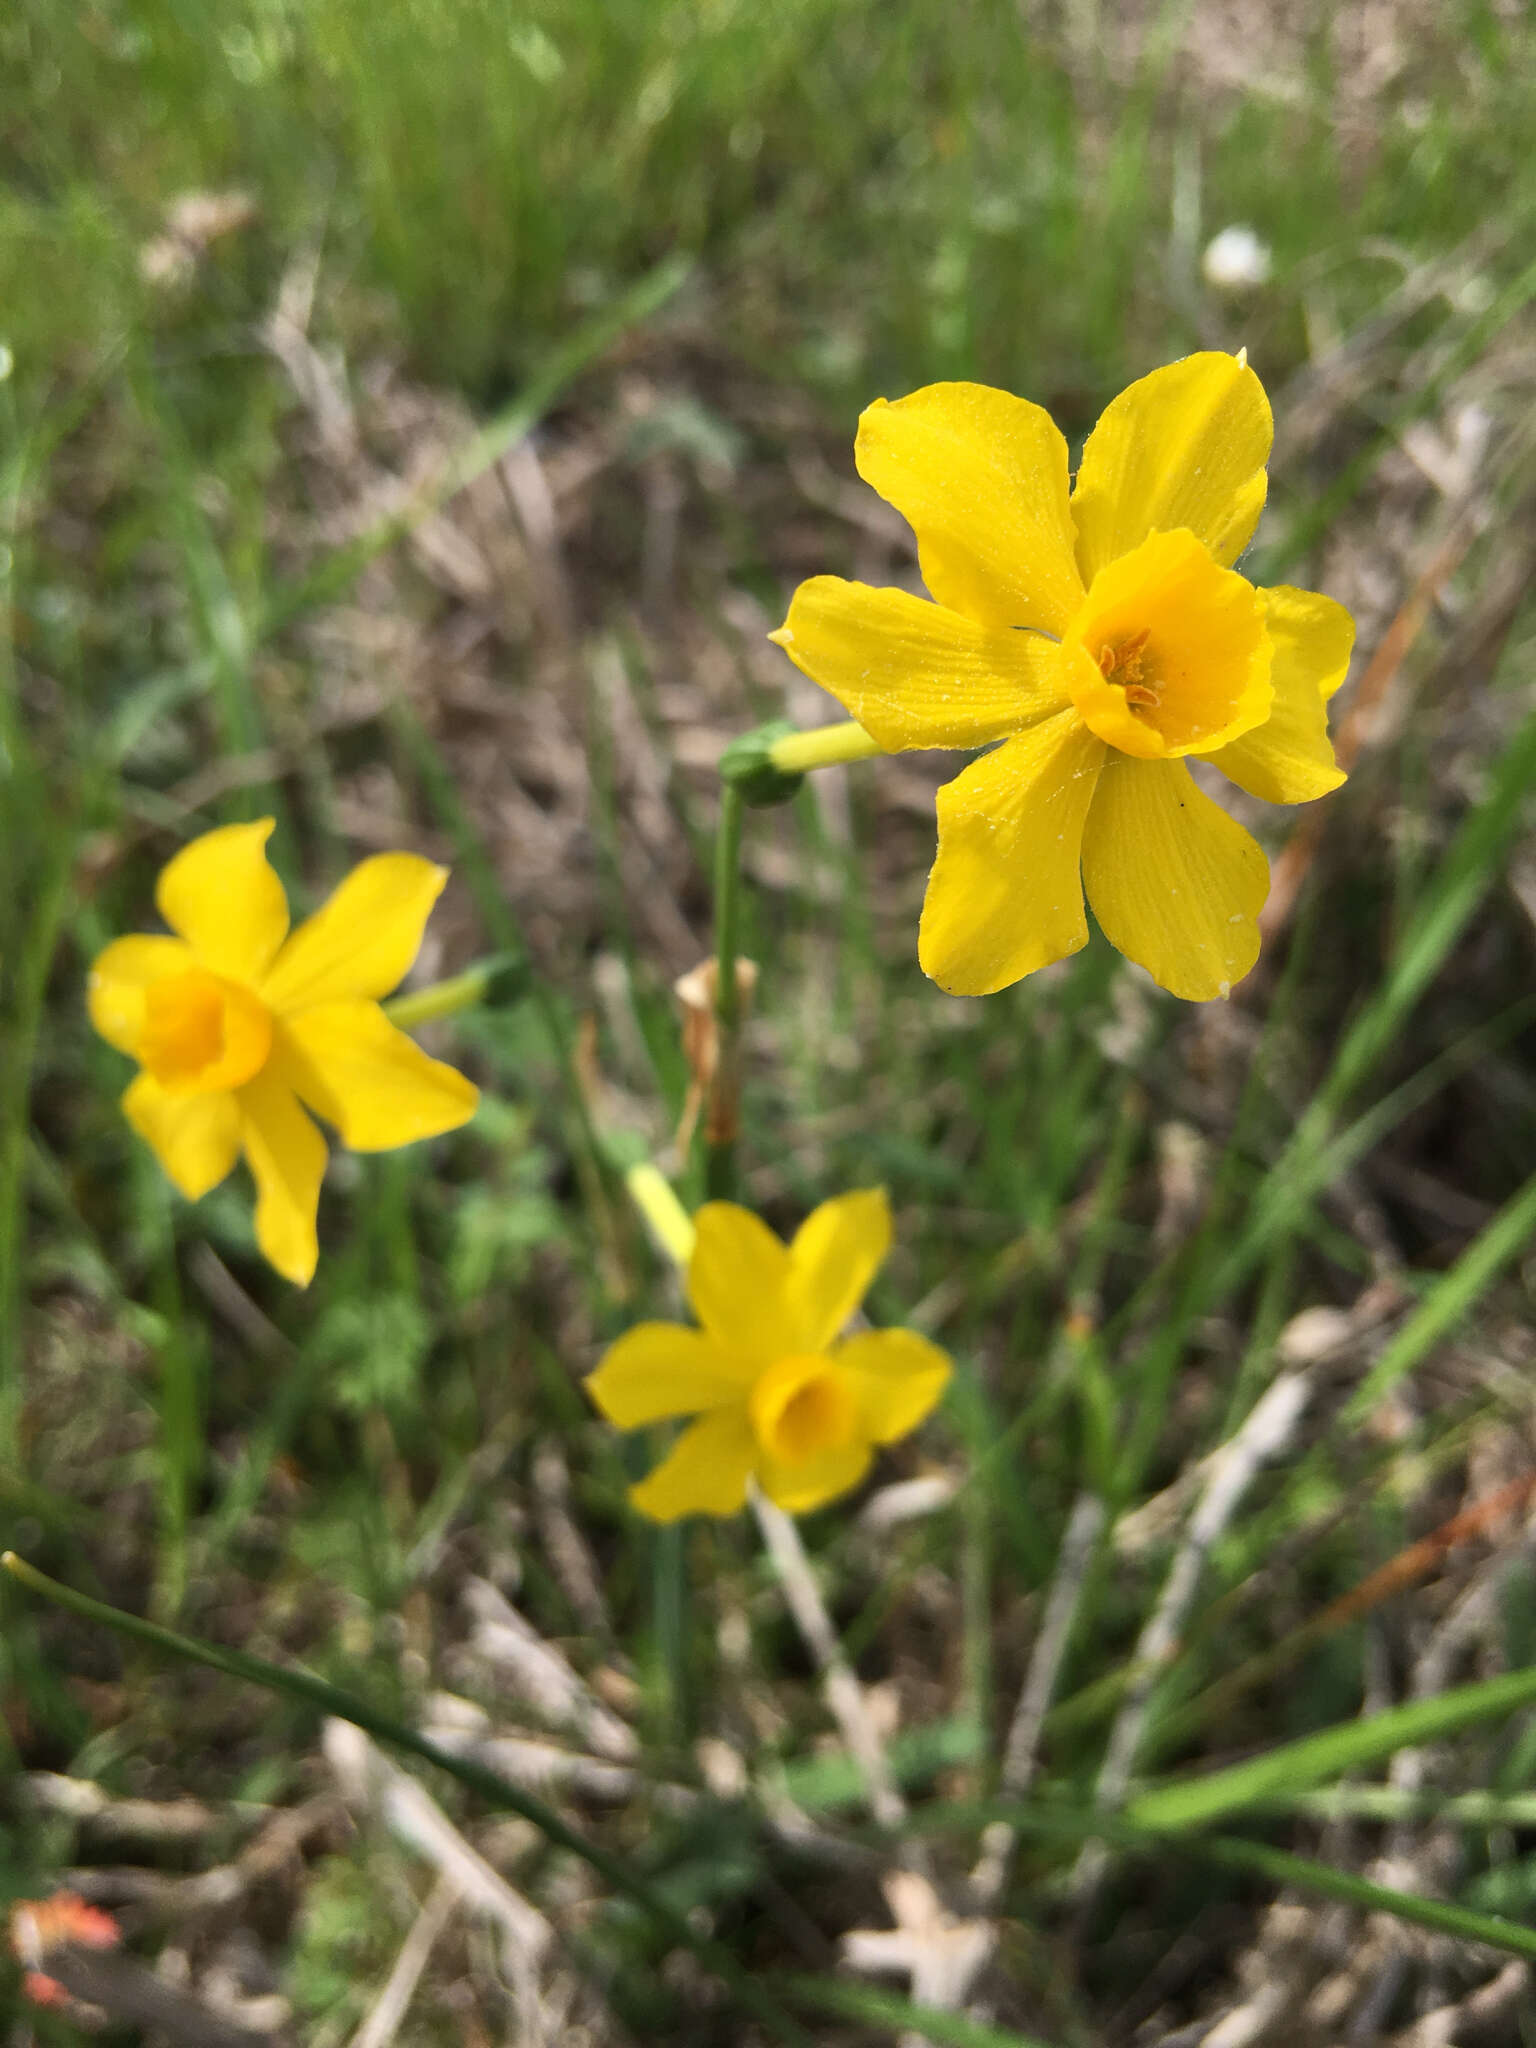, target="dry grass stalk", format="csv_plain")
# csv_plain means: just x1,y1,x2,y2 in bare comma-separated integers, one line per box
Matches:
1074,1370,1315,1898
